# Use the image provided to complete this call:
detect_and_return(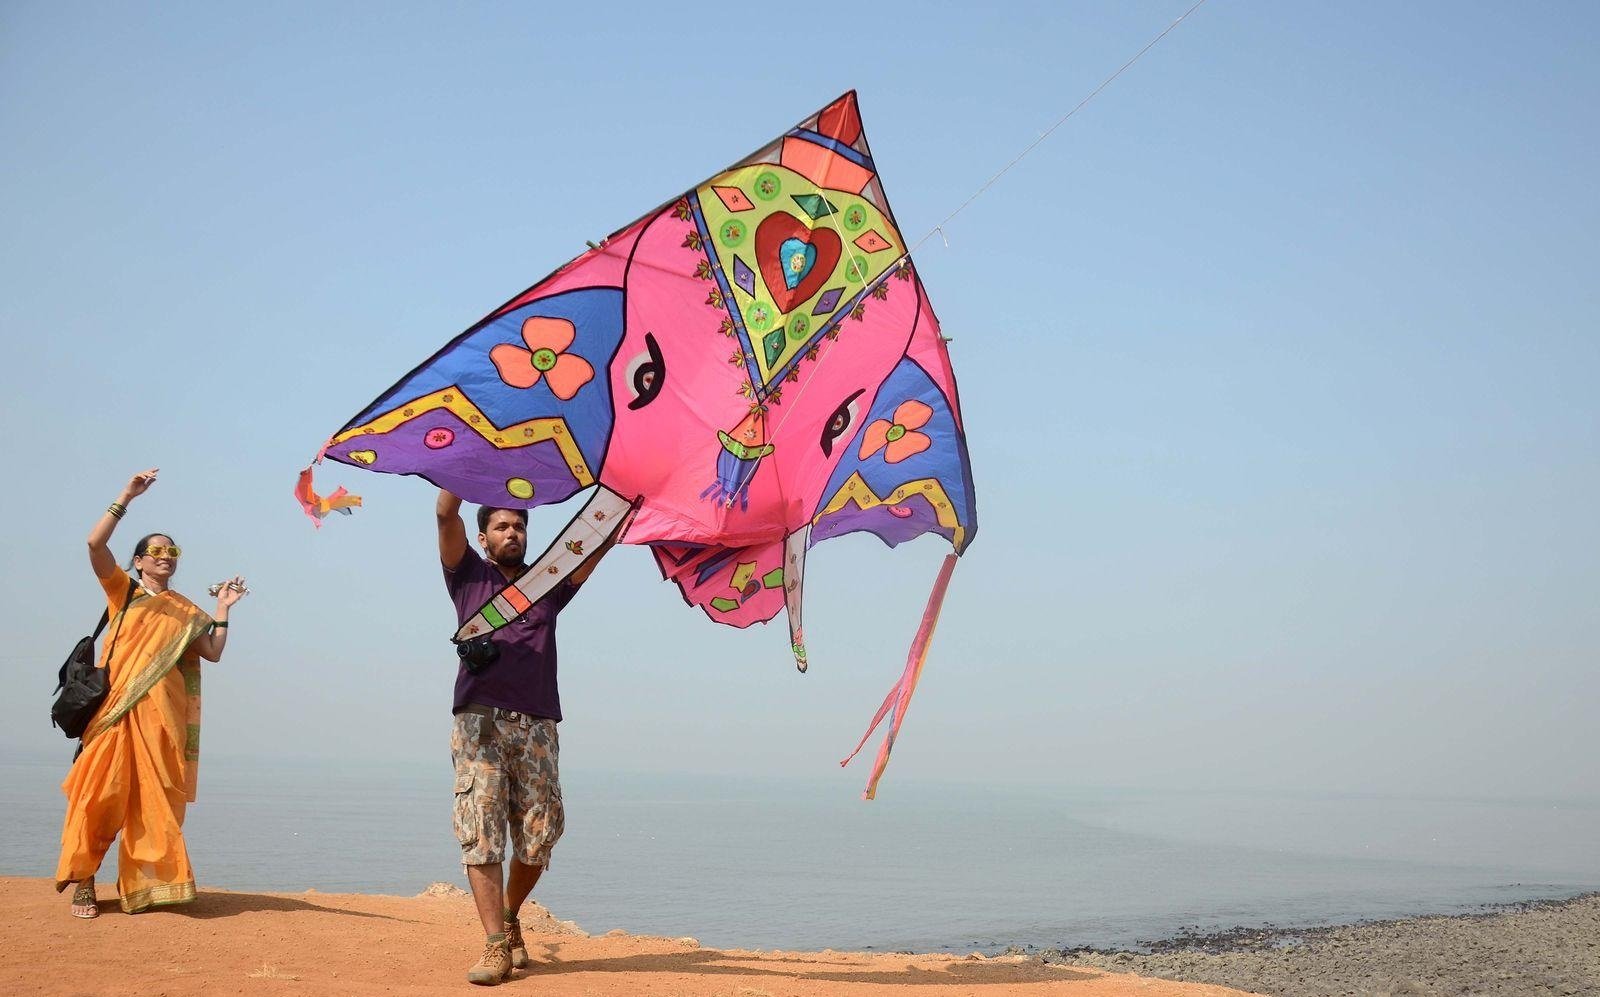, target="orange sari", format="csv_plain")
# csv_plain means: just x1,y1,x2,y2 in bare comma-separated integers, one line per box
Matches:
55,565,212,913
